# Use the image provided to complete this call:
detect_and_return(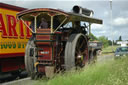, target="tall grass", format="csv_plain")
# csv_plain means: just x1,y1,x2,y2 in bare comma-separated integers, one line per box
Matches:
101,45,119,56
102,45,119,53
35,56,128,85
